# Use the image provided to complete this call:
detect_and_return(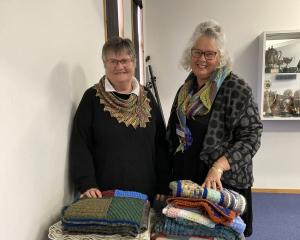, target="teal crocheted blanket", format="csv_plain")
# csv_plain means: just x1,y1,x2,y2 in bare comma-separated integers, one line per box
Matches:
154,215,243,240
